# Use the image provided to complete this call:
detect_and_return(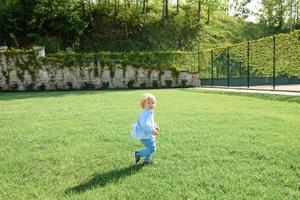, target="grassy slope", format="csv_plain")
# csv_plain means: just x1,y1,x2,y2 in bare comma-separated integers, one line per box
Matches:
82,6,259,52
0,89,299,199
